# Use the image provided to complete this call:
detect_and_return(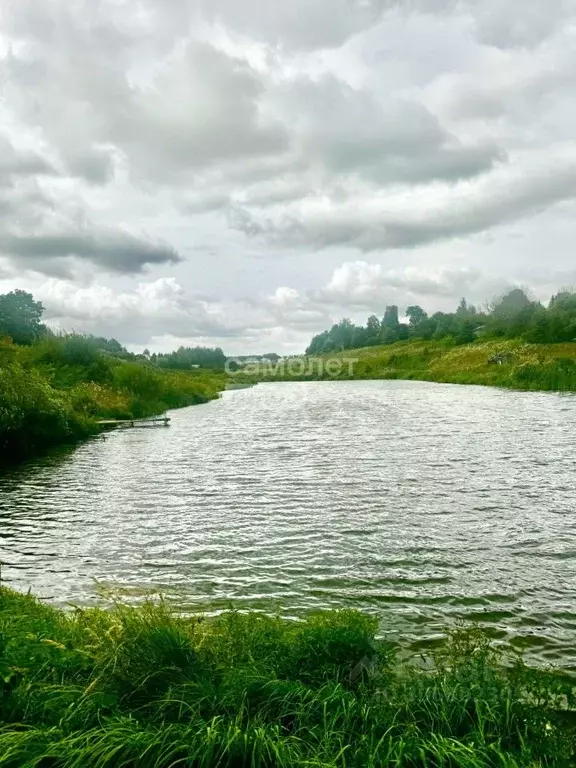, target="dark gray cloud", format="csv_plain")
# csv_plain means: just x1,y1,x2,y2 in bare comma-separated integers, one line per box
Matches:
64,147,115,185
472,0,571,49
275,75,503,185
0,230,181,274
0,176,181,276
0,137,56,183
